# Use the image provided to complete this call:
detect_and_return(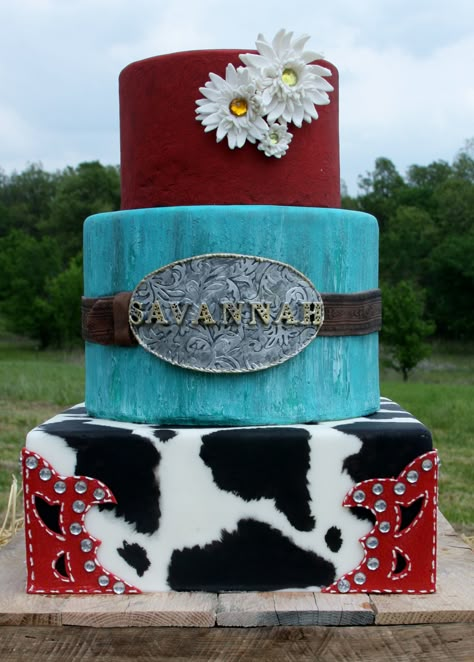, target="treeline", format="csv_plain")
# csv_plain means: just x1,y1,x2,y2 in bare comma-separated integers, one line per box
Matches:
343,142,474,342
0,162,120,347
0,145,472,349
